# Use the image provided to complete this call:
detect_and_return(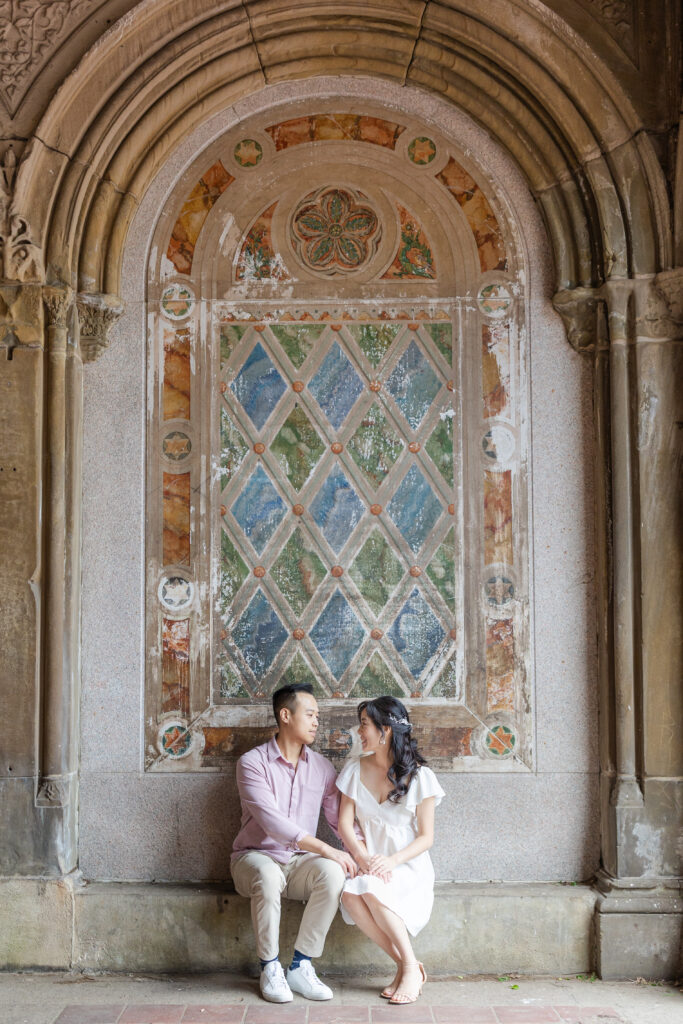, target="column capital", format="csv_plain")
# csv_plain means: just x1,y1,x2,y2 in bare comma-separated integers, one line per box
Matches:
76,292,124,362
42,285,74,329
551,286,600,352
654,267,683,324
